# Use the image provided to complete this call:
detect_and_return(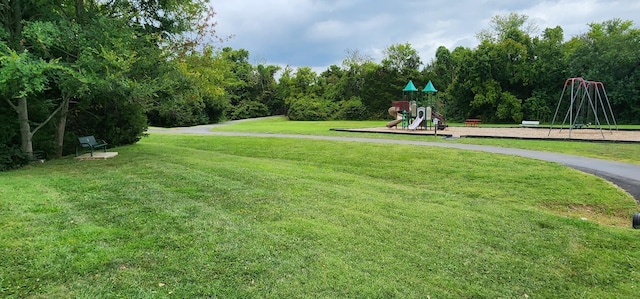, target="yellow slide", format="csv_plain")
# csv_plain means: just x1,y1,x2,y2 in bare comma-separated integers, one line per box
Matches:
386,107,402,128
386,119,402,128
